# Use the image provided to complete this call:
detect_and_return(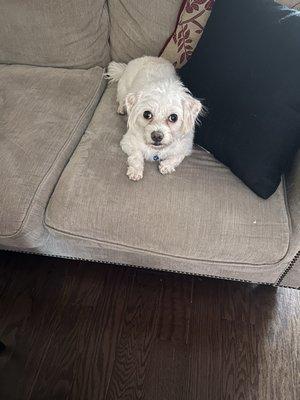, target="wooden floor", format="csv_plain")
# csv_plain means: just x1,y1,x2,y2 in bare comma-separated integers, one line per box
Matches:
0,251,299,400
